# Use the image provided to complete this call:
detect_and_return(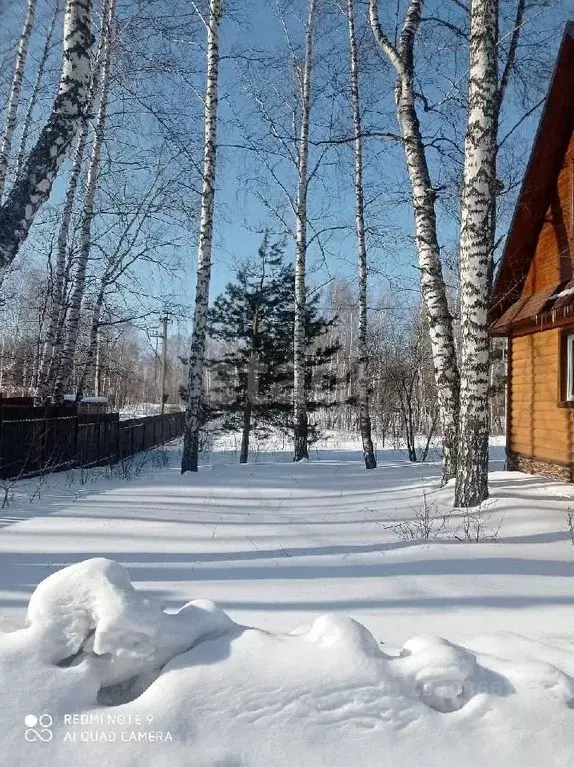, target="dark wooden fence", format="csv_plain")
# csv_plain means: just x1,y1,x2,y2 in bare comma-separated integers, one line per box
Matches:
0,407,185,479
